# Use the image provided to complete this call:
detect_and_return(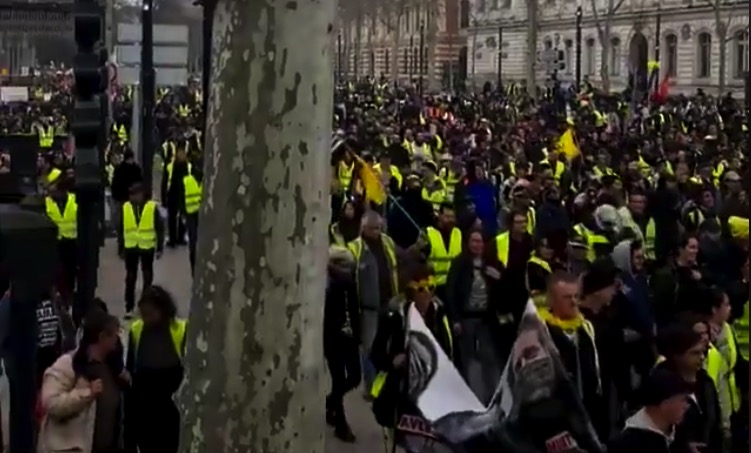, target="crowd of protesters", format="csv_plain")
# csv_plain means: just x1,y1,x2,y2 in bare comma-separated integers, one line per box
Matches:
0,64,748,453
324,77,749,452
